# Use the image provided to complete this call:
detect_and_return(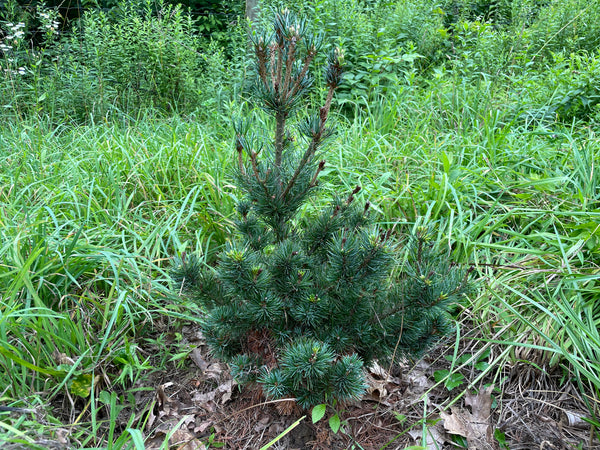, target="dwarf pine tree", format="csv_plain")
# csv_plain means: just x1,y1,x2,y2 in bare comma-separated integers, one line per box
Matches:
171,10,473,409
